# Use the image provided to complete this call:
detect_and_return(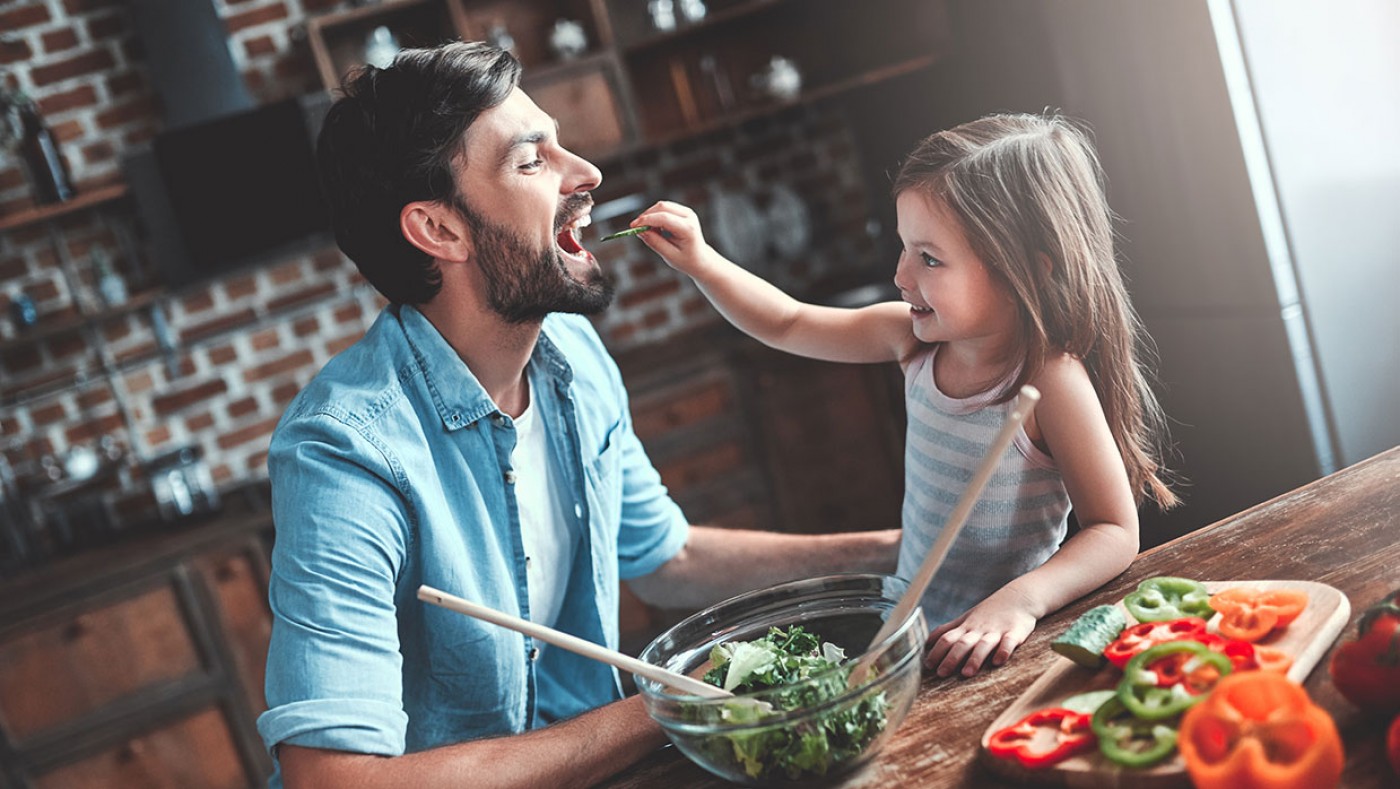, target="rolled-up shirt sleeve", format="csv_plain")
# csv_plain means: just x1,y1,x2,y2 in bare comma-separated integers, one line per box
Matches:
613,415,689,581
257,411,411,758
